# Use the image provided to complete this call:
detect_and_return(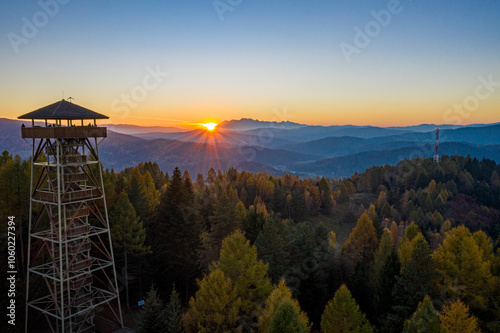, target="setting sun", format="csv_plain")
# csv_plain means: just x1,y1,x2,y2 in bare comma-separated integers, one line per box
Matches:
202,122,218,131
